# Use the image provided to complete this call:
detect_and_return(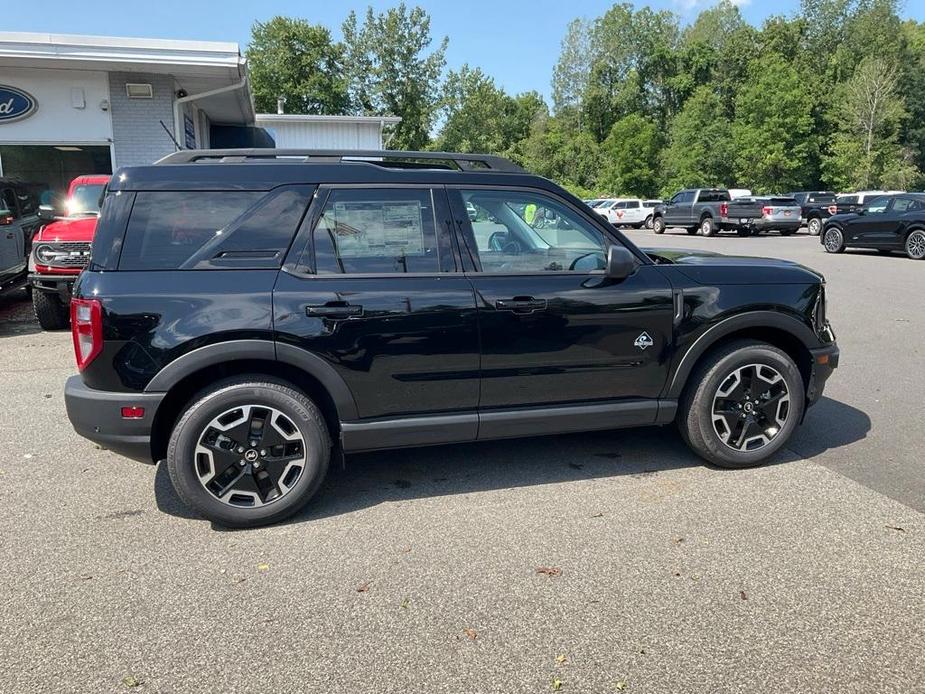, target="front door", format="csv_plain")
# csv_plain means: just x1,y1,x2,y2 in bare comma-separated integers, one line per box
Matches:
448,187,674,414
845,196,894,246
274,185,480,431
0,187,26,280
664,191,694,227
